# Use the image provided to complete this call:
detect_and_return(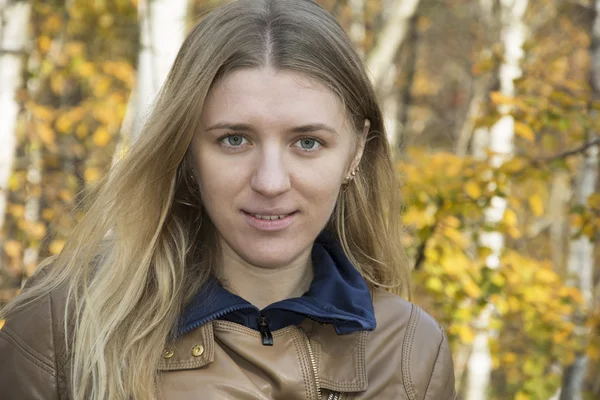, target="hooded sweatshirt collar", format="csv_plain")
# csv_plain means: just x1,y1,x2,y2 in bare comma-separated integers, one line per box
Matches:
176,231,376,337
